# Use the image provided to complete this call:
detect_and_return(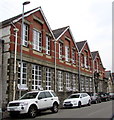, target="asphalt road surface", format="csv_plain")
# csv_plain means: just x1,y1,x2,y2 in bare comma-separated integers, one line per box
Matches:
3,100,113,120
